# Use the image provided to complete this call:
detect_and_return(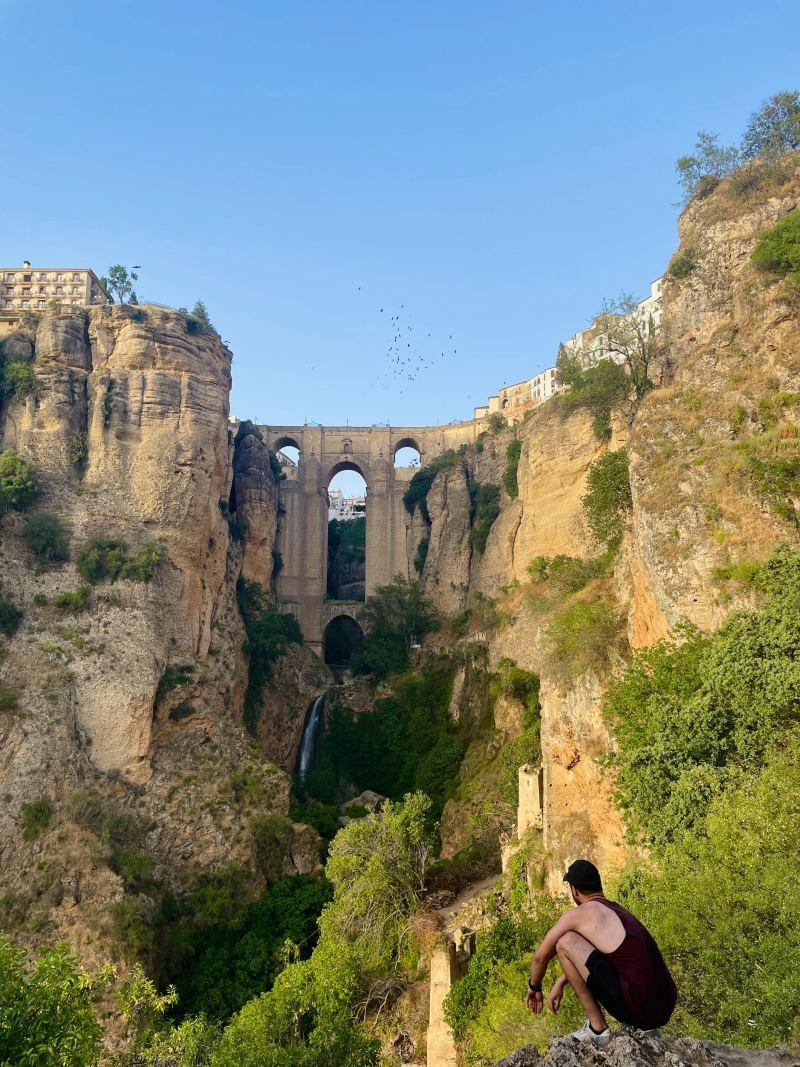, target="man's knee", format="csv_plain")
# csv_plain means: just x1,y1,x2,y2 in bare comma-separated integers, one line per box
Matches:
556,931,581,959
